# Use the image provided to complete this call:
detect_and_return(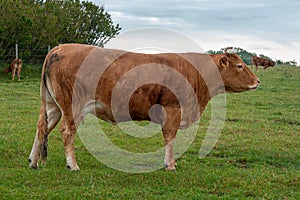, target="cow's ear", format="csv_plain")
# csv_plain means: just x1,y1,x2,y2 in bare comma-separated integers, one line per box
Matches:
219,56,229,68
